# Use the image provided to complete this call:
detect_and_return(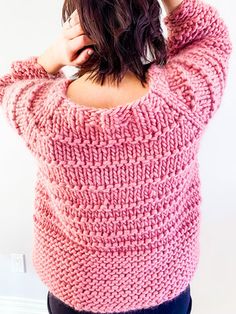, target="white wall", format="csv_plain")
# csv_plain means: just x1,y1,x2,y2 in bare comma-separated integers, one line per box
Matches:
0,1,235,313
0,0,67,305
